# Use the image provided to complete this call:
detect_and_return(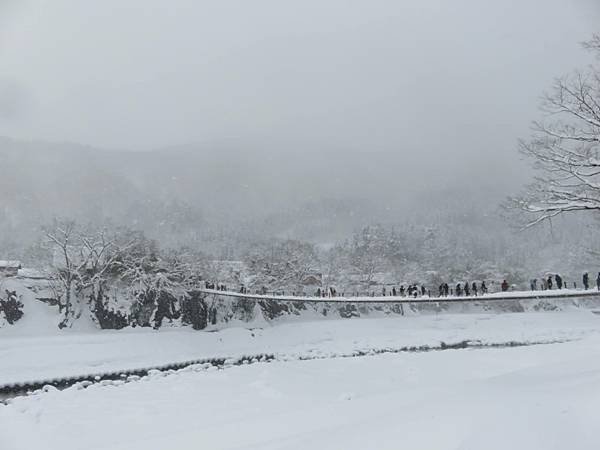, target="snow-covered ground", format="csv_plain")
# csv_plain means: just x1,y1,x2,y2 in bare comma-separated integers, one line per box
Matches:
1,324,599,450
2,311,600,386
1,310,600,450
